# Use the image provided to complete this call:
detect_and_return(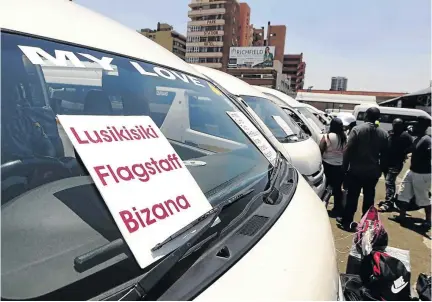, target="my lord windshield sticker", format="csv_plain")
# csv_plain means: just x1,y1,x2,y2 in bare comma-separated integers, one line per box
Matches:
226,111,277,166
272,115,295,136
57,115,213,269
